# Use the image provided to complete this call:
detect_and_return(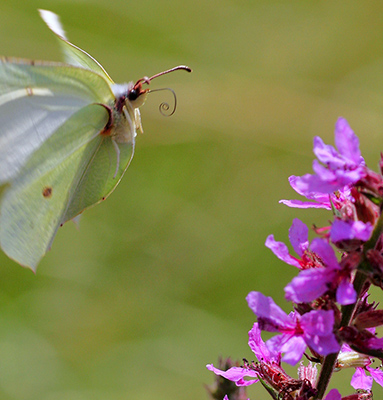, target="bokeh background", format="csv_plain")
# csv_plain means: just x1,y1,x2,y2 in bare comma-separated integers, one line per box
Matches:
1,1,383,399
